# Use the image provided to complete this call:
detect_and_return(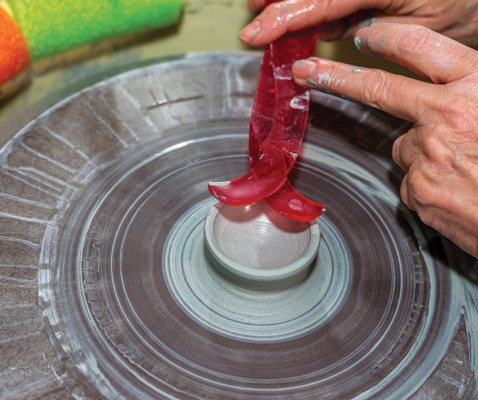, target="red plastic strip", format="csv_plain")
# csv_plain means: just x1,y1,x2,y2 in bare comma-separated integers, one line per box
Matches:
209,0,325,220
250,36,325,221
